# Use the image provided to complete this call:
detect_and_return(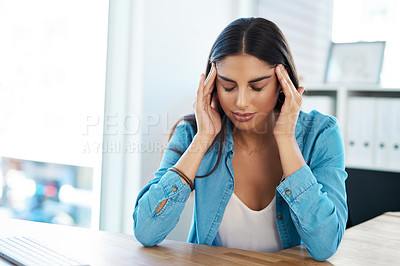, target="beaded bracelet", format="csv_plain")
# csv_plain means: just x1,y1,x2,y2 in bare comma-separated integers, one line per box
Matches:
168,167,194,191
